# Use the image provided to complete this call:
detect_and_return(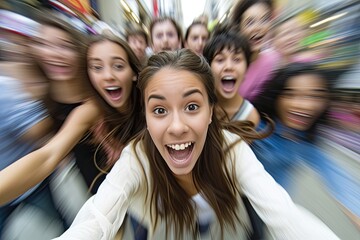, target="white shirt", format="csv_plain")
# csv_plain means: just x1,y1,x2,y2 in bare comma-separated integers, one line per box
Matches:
54,130,339,240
